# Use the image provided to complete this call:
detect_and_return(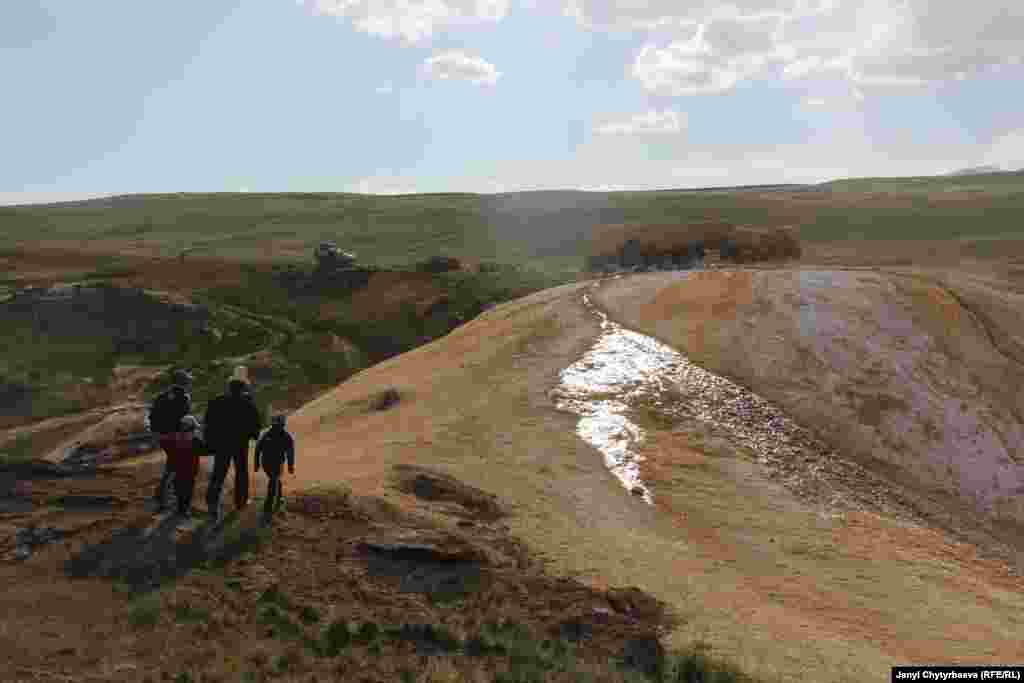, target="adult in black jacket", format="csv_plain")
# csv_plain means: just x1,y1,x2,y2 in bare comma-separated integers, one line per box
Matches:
255,413,295,526
203,379,262,522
